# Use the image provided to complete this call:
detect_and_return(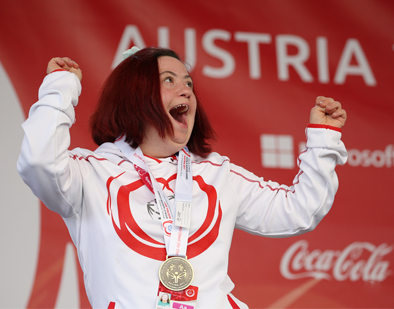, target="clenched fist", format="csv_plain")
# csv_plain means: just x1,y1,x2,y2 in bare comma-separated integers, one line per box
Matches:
310,96,347,128
47,57,82,81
